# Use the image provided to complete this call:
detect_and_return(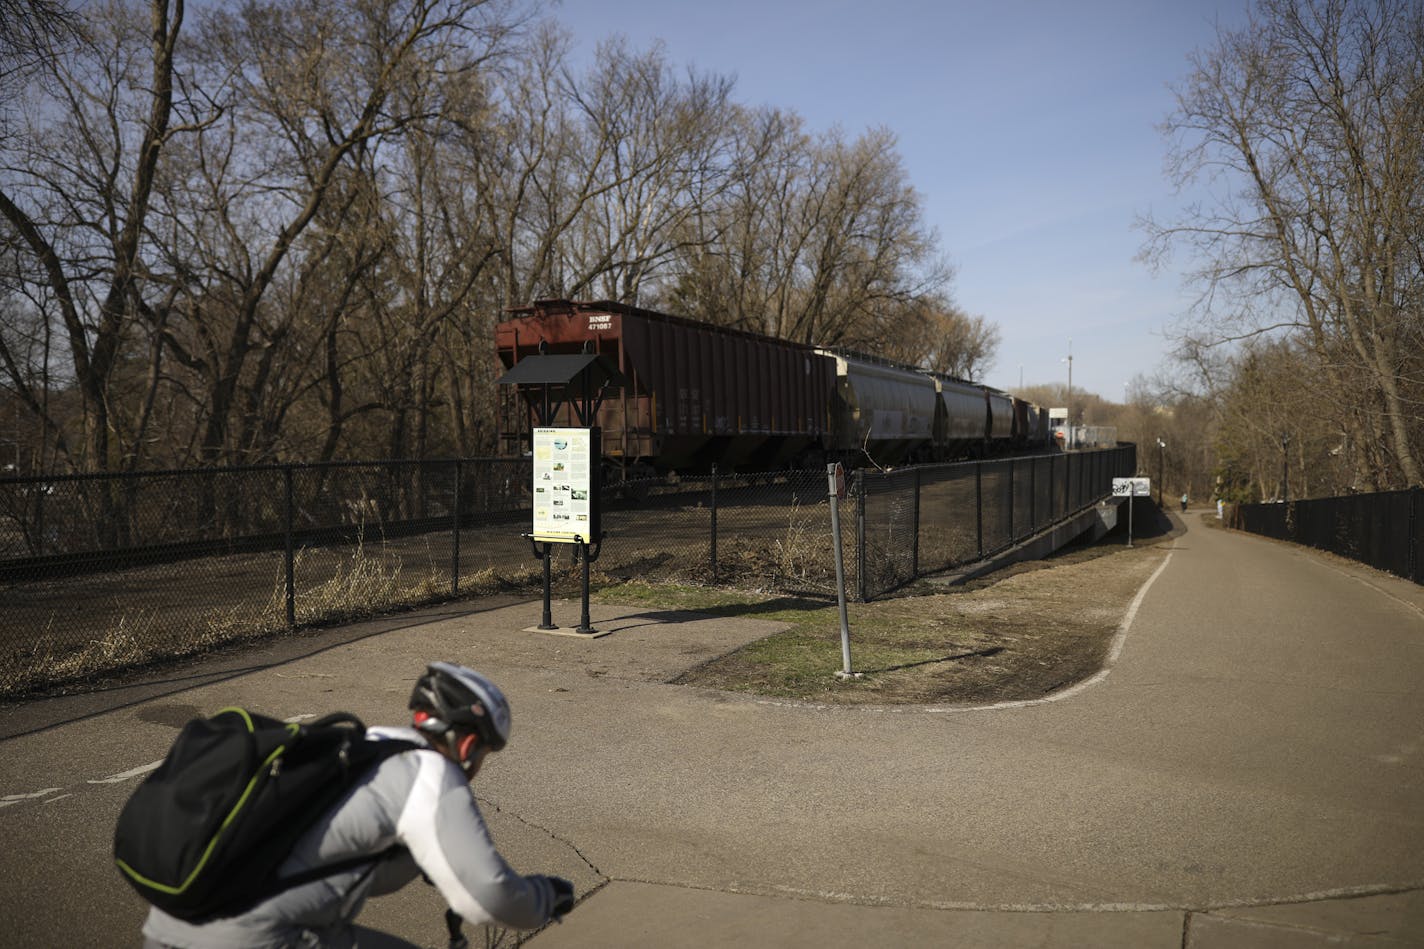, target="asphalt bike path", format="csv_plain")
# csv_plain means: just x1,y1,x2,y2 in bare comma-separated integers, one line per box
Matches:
0,514,1420,946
